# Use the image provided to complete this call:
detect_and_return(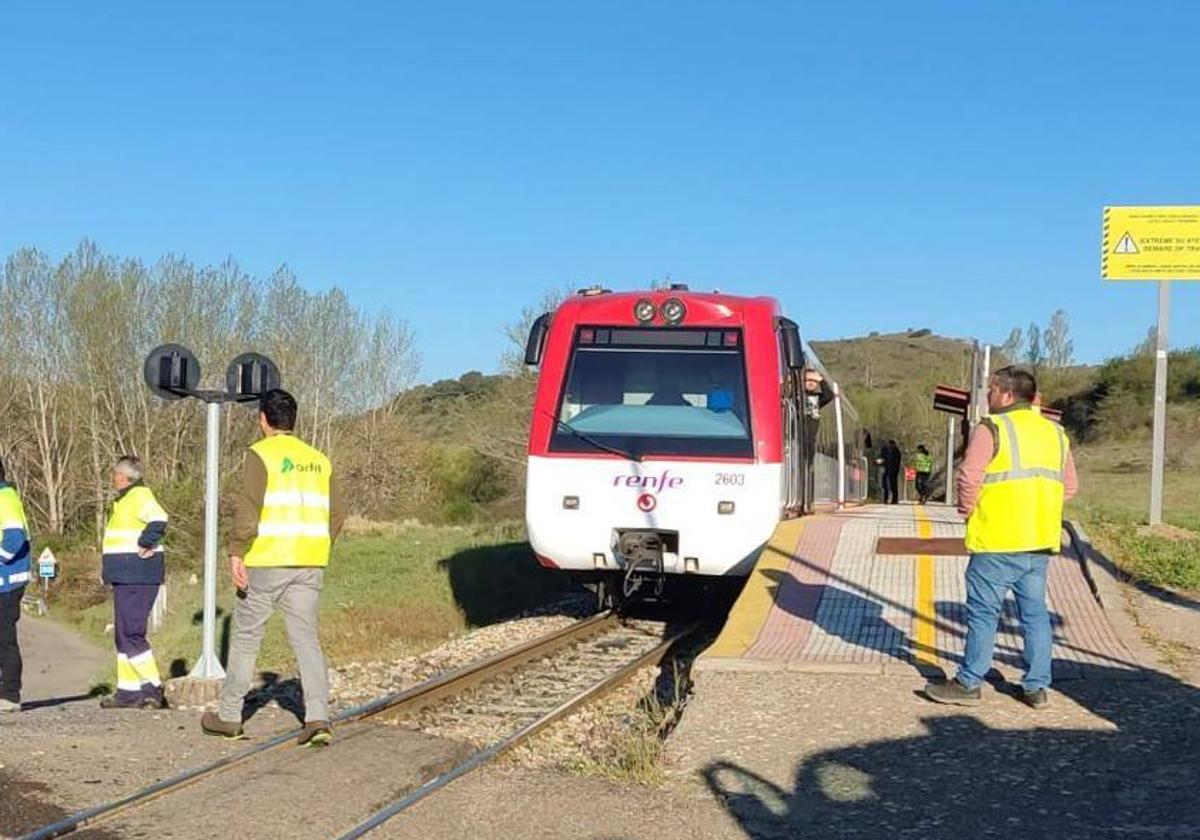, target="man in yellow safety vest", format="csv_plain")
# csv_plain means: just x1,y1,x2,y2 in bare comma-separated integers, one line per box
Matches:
100,456,169,709
924,366,1077,709
0,456,32,714
201,389,345,746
